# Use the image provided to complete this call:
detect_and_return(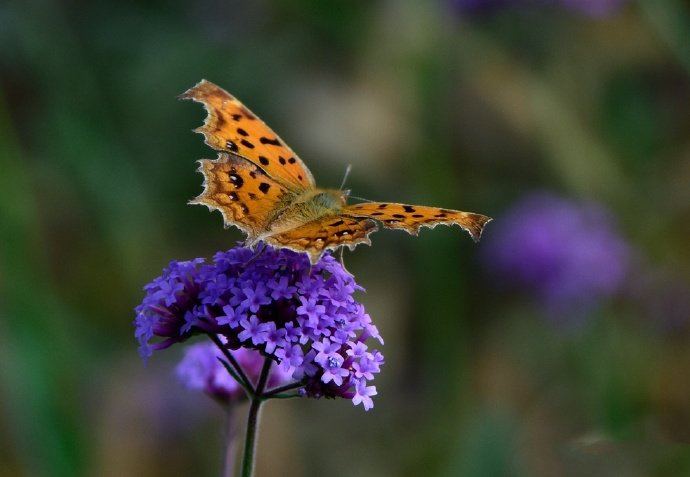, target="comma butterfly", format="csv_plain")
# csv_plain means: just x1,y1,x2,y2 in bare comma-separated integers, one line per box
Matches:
180,80,491,263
